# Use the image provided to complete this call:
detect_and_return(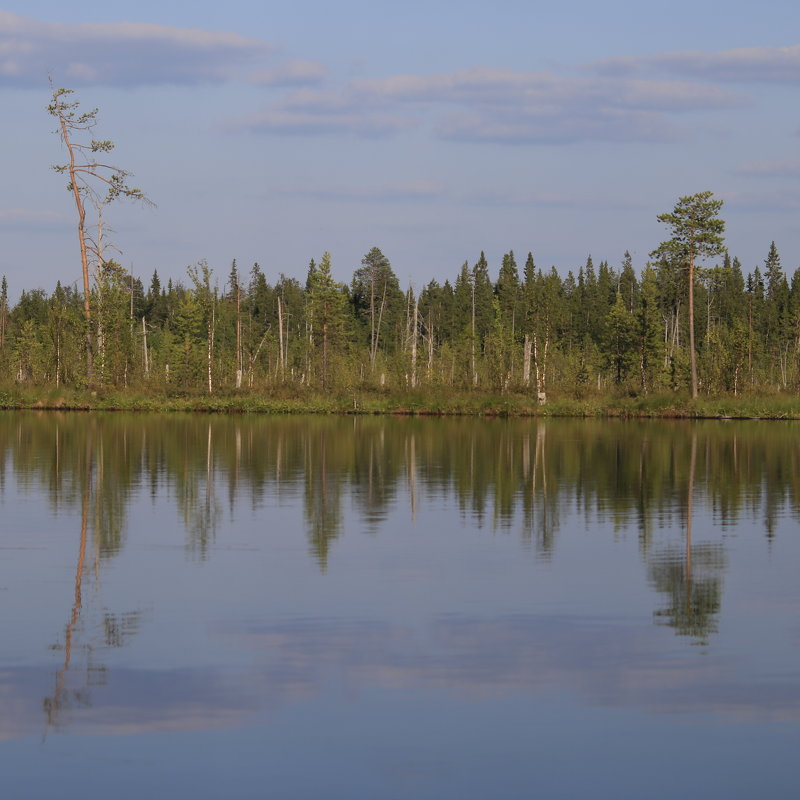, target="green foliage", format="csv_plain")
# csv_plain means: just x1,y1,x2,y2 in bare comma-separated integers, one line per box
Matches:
651,191,726,266
307,252,349,389
604,291,637,385
49,85,151,208
651,192,726,398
